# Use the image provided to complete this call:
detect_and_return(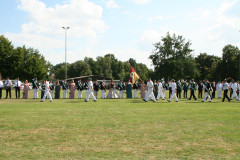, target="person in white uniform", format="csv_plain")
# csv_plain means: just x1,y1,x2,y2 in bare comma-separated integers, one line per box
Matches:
0,79,4,99
41,80,53,102
85,78,97,102
62,80,68,99
168,79,178,102
230,80,238,100
202,80,212,102
156,80,165,100
32,78,39,99
216,81,222,98
143,78,156,102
